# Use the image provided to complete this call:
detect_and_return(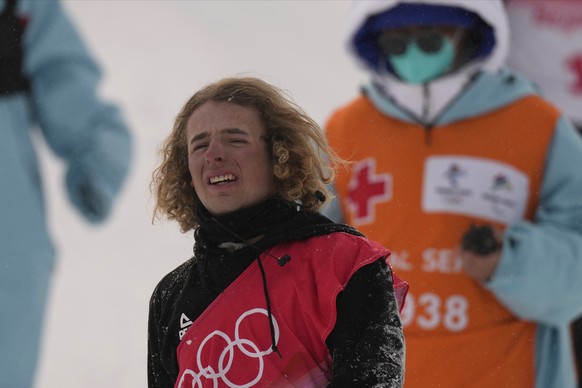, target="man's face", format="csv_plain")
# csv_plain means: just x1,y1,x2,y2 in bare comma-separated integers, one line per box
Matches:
186,100,276,216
